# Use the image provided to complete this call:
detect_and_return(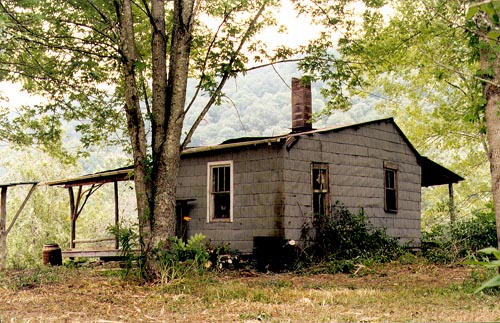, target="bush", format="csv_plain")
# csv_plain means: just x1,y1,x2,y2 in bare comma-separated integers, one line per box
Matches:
154,233,211,283
422,207,497,264
299,202,405,272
